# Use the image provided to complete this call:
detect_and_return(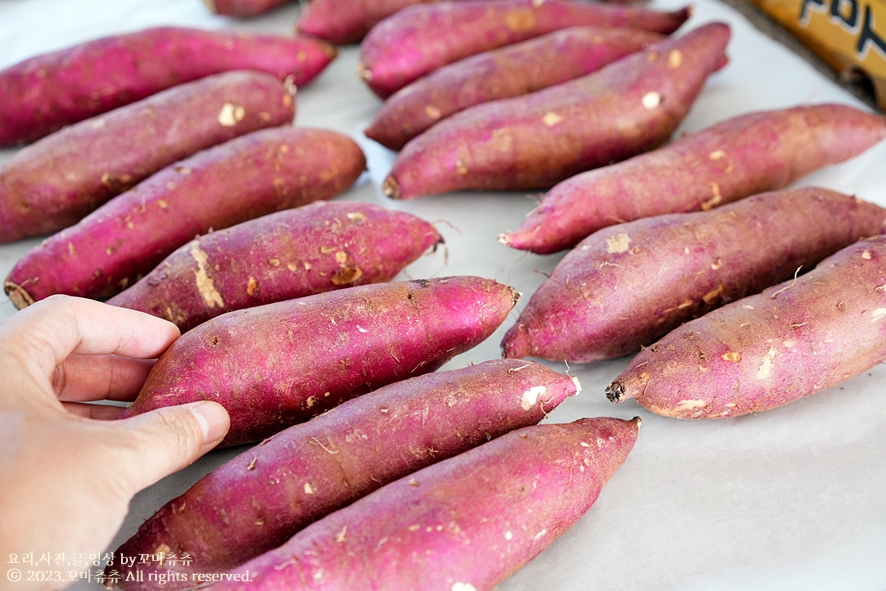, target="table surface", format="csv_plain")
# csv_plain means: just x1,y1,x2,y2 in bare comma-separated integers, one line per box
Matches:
1,0,885,589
